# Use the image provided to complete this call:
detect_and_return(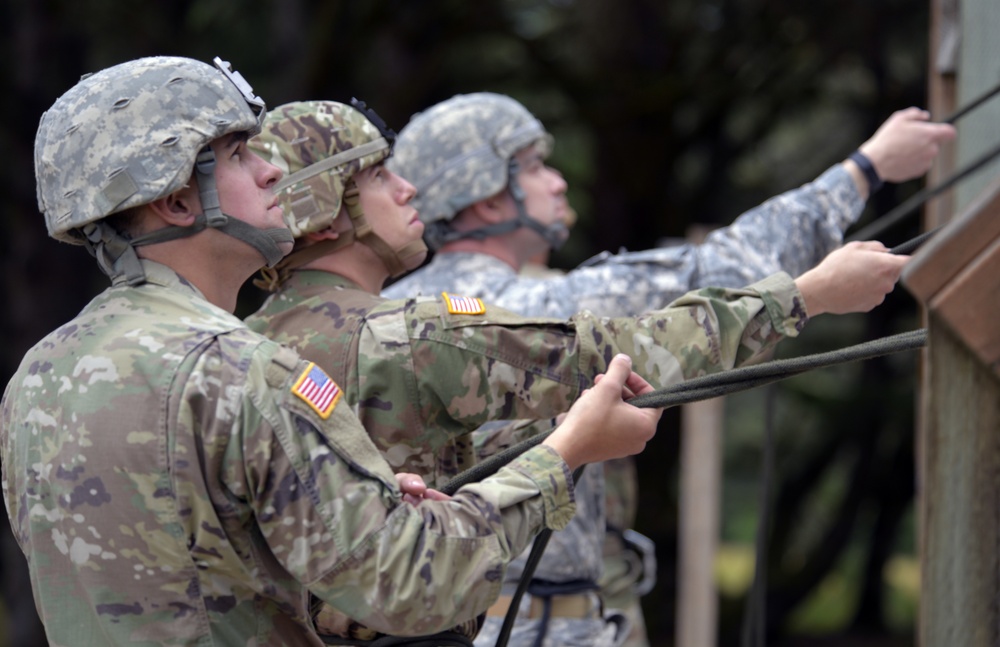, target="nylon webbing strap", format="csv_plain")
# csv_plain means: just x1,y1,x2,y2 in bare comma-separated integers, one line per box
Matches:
489,465,586,647
739,385,777,647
